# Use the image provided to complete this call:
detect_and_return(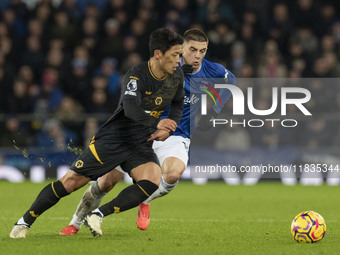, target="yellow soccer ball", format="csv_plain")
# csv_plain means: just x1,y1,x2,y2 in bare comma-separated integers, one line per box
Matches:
291,211,326,243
